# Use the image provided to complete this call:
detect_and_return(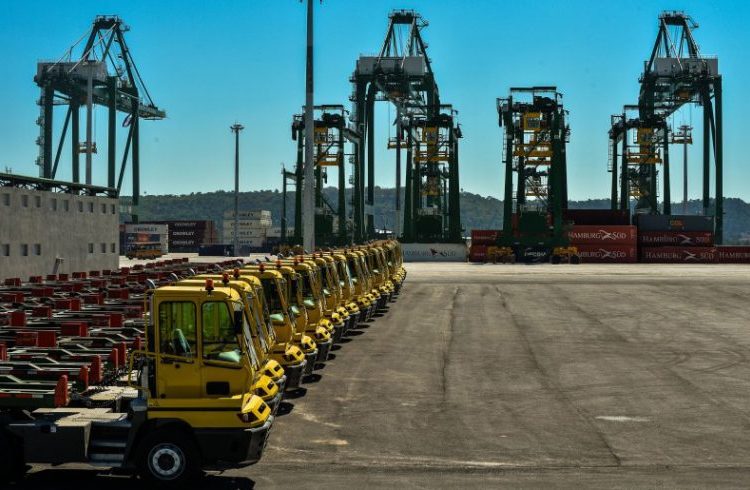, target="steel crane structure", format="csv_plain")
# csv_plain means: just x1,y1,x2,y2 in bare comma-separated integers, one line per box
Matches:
497,87,570,248
350,10,462,243
33,15,165,222
608,105,671,215
614,11,722,241
288,105,358,246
